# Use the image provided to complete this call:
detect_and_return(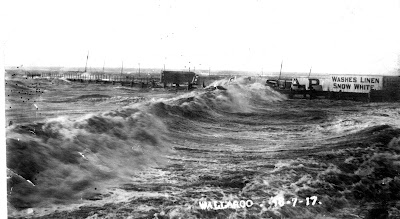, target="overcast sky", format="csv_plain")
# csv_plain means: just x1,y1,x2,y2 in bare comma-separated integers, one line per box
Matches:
2,0,400,74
